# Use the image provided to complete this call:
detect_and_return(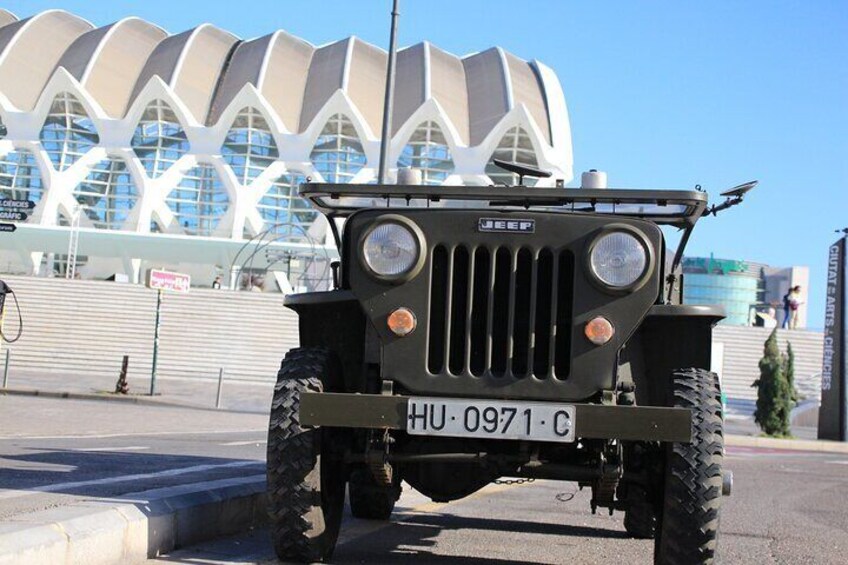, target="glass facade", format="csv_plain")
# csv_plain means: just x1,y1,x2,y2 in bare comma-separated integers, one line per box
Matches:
164,164,228,236
222,107,279,185
485,126,539,187
397,121,454,185
310,113,366,183
39,92,99,171
132,99,190,179
74,158,138,230
258,172,318,237
0,149,44,208
684,273,759,326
